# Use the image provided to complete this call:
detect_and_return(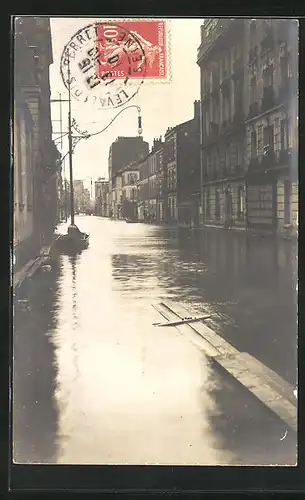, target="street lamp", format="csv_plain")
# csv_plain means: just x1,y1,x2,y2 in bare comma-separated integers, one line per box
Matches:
57,50,143,245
